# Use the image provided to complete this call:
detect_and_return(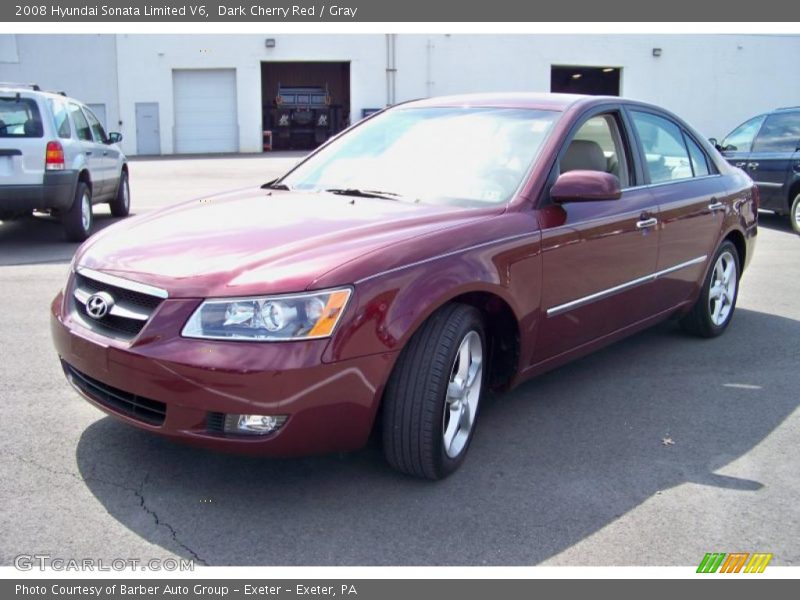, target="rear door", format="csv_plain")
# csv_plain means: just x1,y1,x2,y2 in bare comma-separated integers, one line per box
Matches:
67,101,105,197
745,110,800,214
628,109,727,312
0,94,46,187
